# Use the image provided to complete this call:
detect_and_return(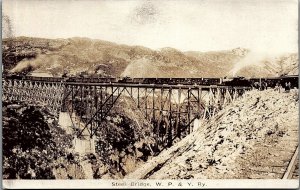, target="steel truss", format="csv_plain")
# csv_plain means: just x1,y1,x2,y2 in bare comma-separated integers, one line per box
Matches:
61,83,249,146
